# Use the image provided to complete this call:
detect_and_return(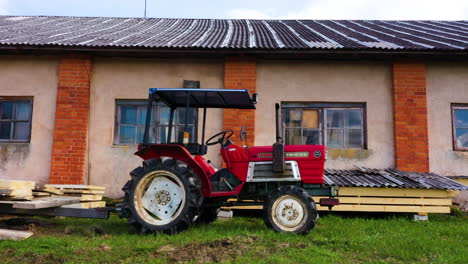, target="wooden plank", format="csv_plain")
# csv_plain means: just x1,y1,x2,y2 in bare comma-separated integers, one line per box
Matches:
67,194,103,201
0,195,34,201
34,184,63,195
312,196,452,206
338,187,459,198
11,196,81,209
0,188,32,197
317,204,451,213
32,191,51,197
61,190,105,195
0,229,33,240
0,179,35,190
46,184,105,190
61,201,106,209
